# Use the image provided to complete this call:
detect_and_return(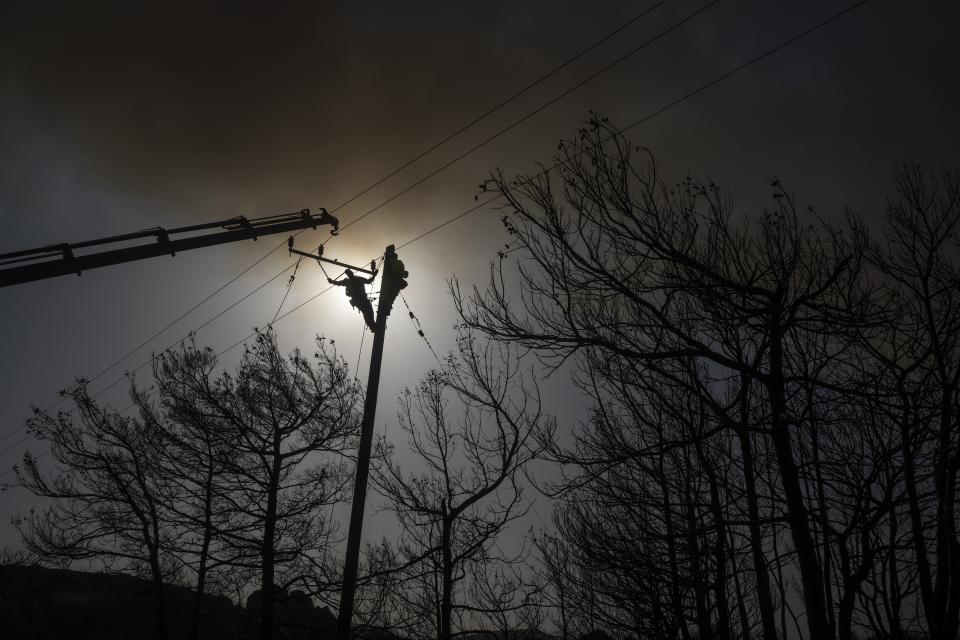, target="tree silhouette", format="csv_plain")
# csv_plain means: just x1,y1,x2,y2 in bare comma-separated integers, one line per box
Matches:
16,382,176,640
132,341,250,640
862,165,960,640
145,329,362,640
11,114,960,640
456,118,881,639
370,329,544,640
15,329,362,640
